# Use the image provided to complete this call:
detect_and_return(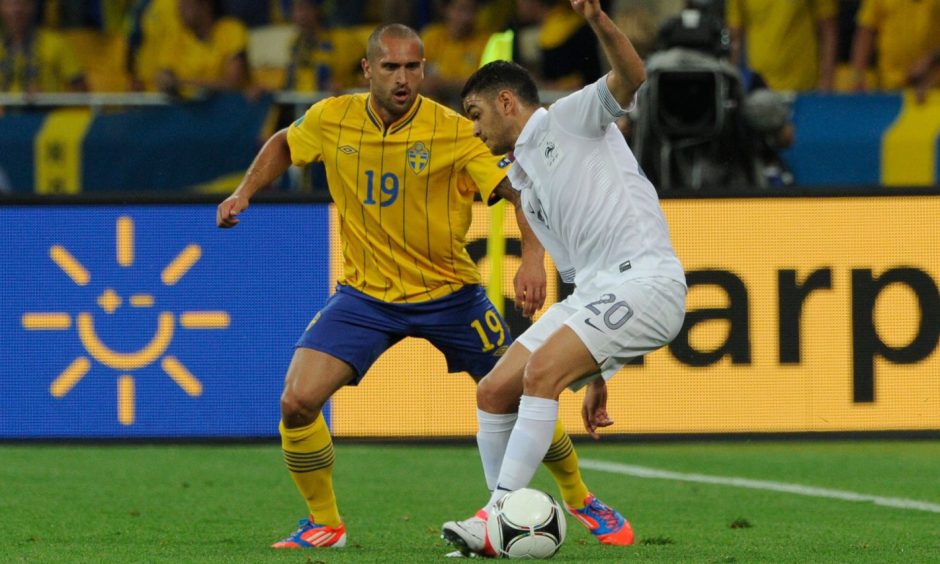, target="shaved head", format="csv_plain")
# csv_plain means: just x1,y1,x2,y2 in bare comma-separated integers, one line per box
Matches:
366,23,423,61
